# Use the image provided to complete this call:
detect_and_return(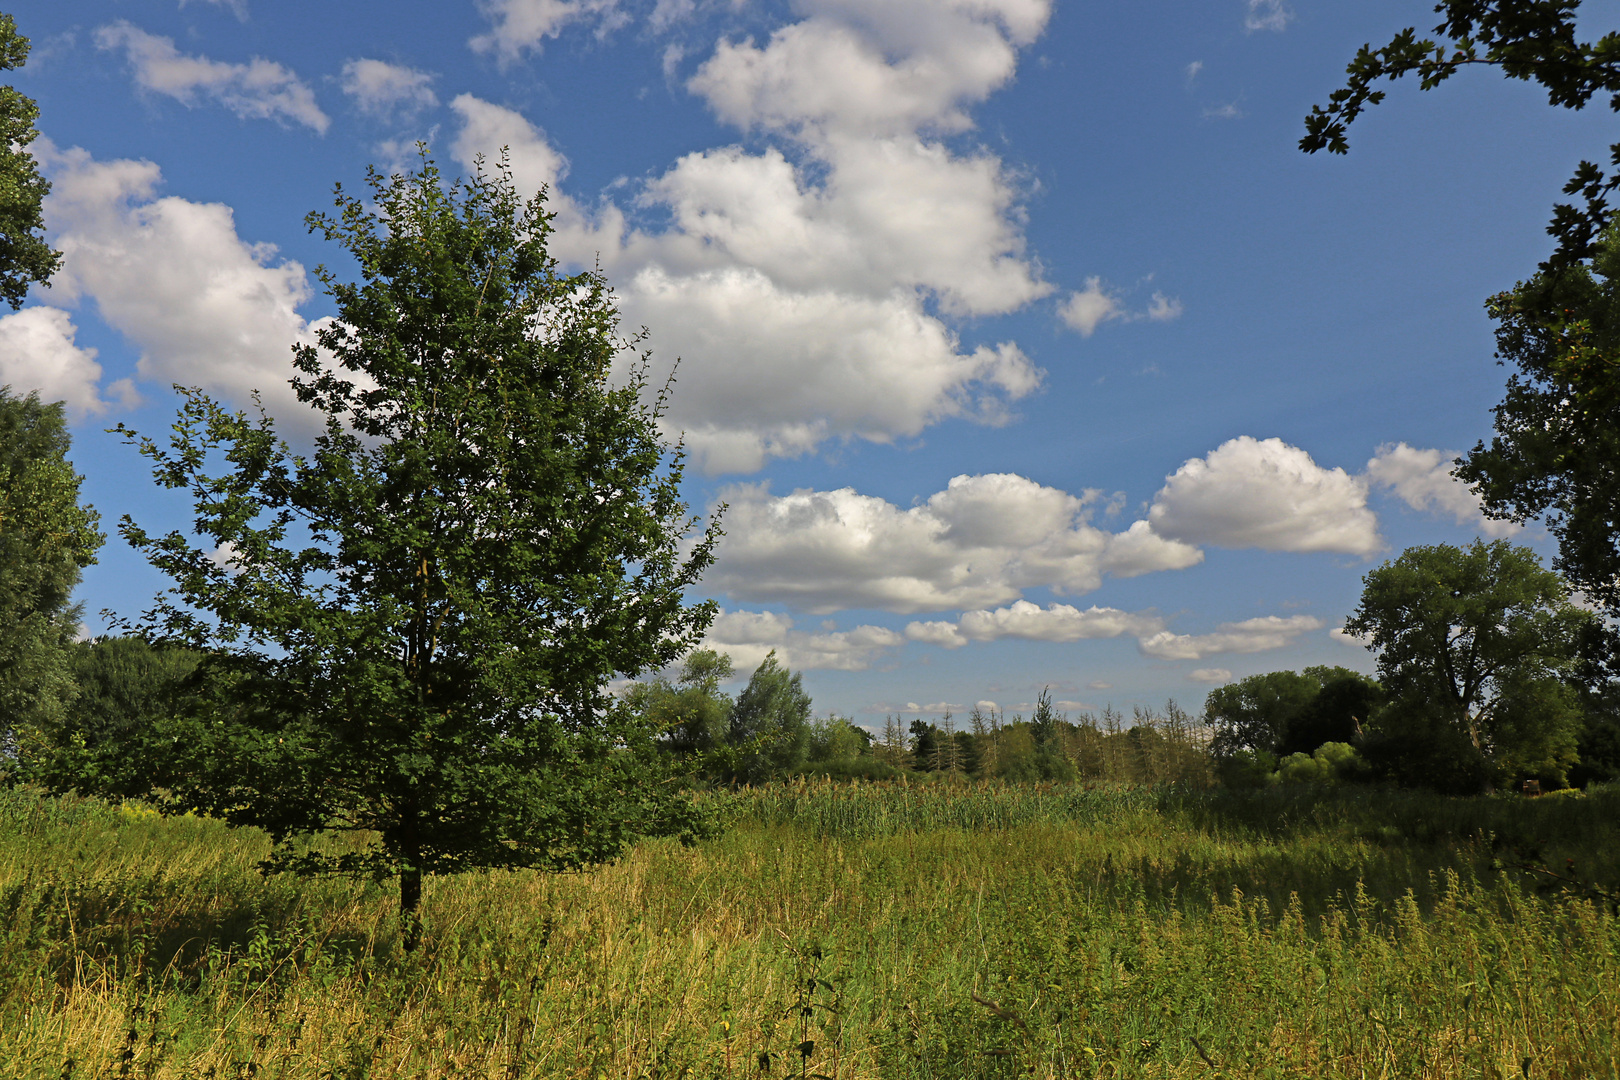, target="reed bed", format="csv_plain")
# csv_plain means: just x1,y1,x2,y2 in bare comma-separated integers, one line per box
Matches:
1,782,1616,1079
